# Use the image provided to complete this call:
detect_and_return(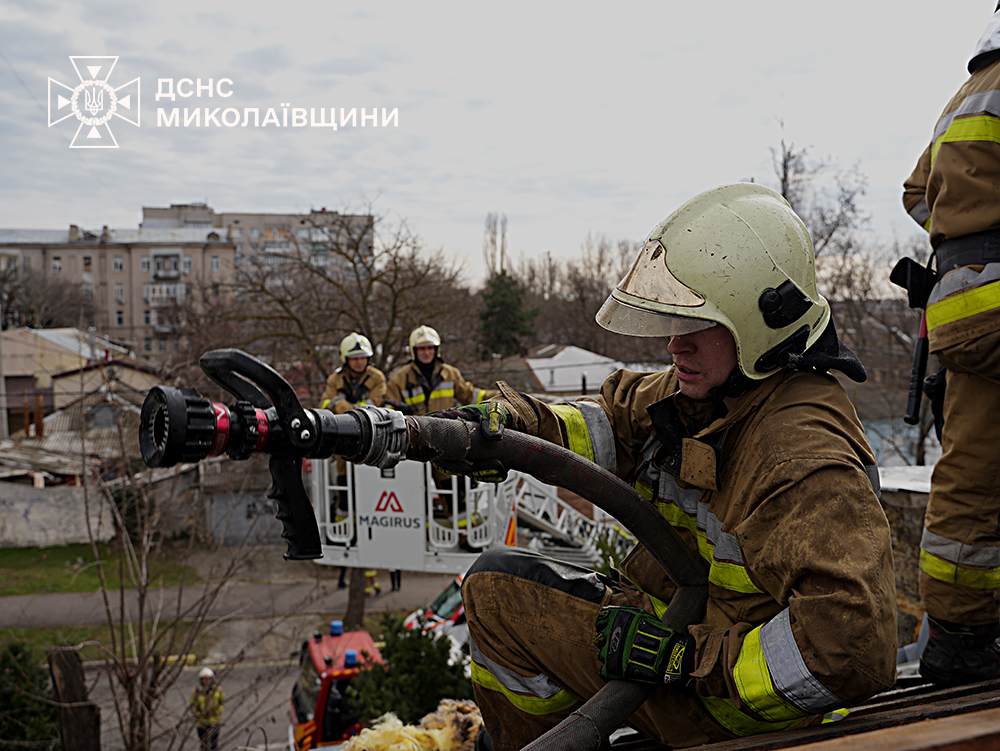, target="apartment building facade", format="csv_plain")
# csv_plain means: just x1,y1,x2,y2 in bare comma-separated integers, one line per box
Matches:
141,203,374,275
0,225,236,360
